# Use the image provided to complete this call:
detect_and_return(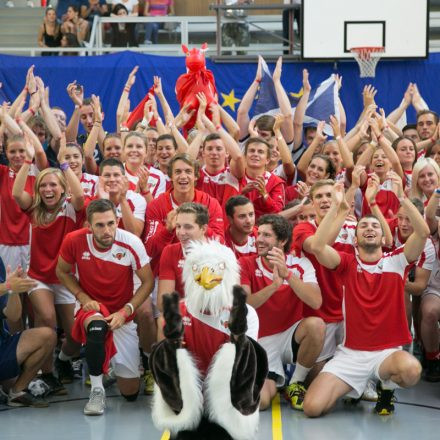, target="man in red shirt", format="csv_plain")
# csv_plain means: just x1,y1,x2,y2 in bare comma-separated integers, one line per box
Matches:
224,195,257,259
56,199,154,416
159,202,209,302
240,214,324,411
241,137,285,219
144,153,225,276
303,184,427,417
